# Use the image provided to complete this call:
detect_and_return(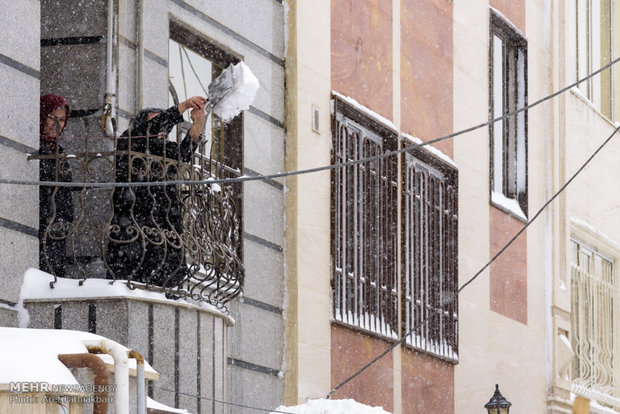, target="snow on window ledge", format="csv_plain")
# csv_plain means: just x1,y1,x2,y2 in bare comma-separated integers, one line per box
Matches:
402,133,458,168
491,191,527,221
331,91,397,132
